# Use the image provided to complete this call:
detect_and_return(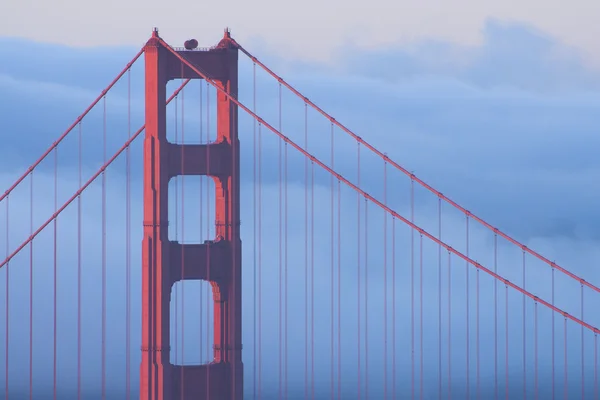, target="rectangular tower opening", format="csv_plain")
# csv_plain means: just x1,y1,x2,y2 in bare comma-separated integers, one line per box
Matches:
168,175,216,243
170,279,215,366
166,80,218,145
